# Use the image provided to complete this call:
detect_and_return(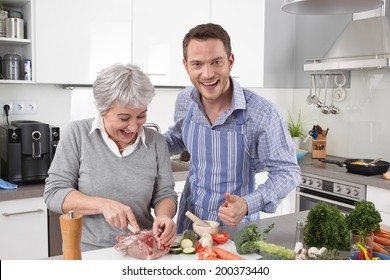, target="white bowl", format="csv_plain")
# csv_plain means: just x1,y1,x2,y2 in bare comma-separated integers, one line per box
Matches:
192,220,220,236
